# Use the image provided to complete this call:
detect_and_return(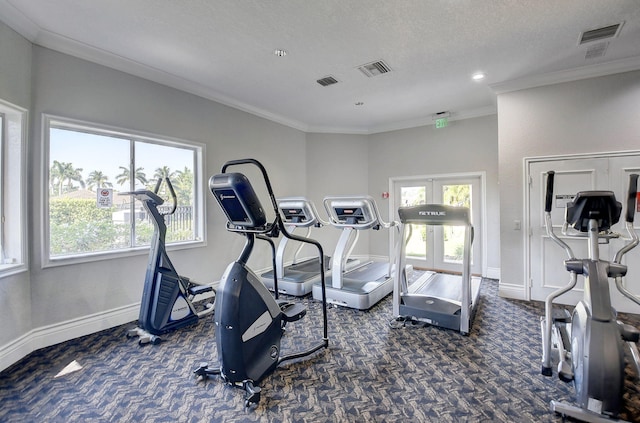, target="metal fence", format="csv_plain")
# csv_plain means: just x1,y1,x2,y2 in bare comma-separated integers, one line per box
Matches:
156,205,193,232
